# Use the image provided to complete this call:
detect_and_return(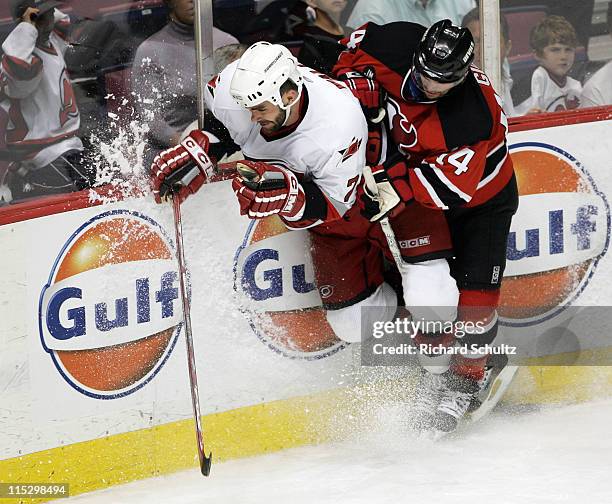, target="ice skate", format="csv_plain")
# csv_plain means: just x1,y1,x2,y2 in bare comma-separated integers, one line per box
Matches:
410,368,449,432
433,354,516,435
433,373,481,434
